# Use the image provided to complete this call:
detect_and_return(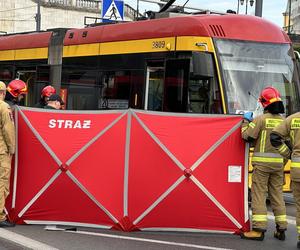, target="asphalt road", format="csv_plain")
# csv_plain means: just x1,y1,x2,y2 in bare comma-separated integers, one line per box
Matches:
0,202,297,250
0,239,26,250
